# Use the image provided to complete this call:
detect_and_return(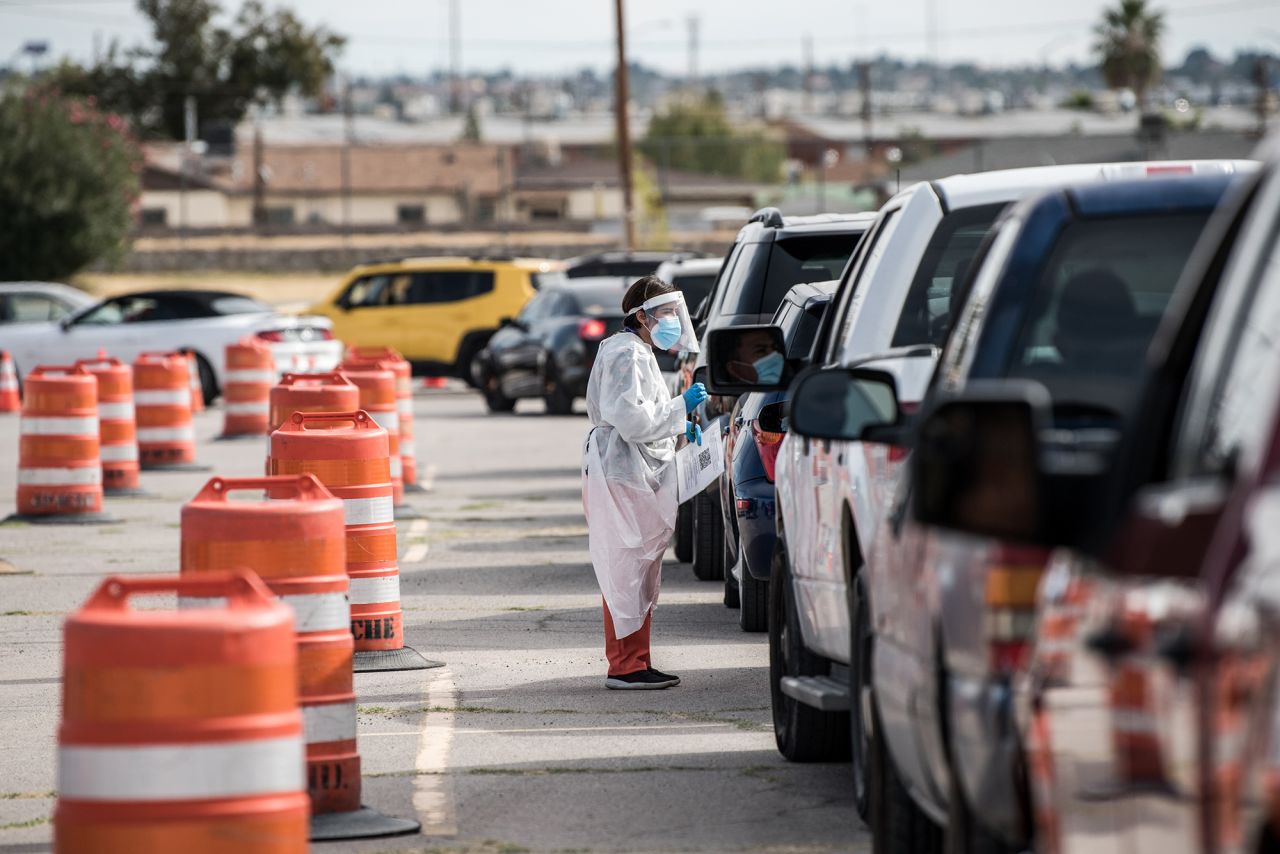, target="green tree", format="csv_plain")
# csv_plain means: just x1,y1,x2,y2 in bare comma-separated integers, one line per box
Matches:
0,90,142,280
47,0,344,140
1094,0,1165,110
460,104,483,142
640,92,784,182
